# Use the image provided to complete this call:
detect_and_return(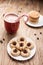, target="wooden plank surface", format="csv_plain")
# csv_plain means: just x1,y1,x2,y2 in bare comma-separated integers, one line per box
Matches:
0,0,43,65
